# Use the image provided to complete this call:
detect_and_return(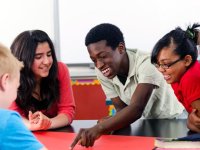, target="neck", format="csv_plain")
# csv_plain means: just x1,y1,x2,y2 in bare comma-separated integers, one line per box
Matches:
118,53,129,77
